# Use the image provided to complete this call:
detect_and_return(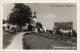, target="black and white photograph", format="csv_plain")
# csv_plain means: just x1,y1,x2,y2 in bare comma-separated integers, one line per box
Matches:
2,3,77,50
